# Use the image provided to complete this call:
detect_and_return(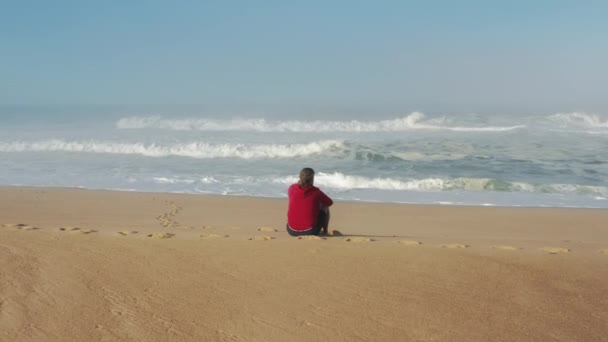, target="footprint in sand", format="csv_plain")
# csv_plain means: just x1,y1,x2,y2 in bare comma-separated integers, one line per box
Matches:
397,240,422,246
200,233,229,238
60,227,97,234
441,243,469,249
147,232,175,239
118,231,139,236
298,236,325,240
492,245,521,251
2,223,40,230
248,236,275,241
345,237,374,242
156,202,184,228
16,224,40,230
541,247,570,254
257,227,278,232
17,225,41,230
